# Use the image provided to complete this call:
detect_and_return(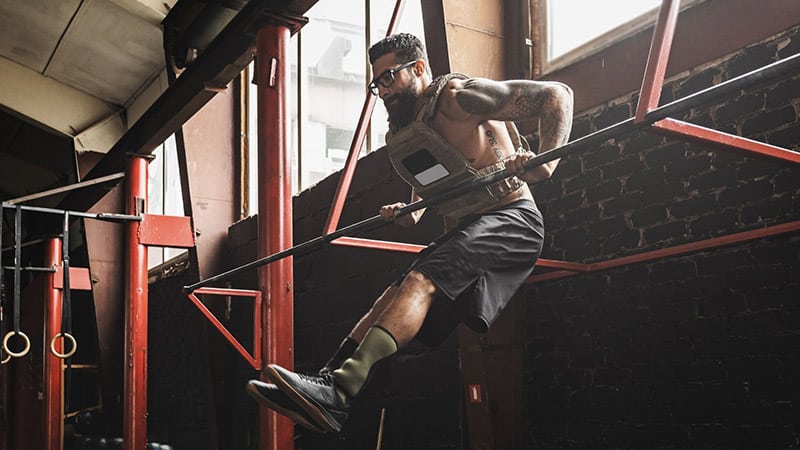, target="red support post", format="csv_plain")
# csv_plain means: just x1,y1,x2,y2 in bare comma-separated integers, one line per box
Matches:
123,155,149,450
256,21,295,450
634,0,680,123
43,238,62,450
